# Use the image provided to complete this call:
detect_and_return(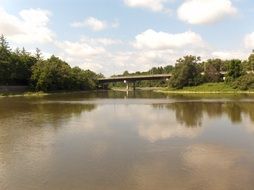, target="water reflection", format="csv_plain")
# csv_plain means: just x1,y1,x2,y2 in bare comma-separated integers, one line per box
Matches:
0,98,96,127
136,106,202,142
183,144,254,190
1,92,254,190
152,102,254,128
